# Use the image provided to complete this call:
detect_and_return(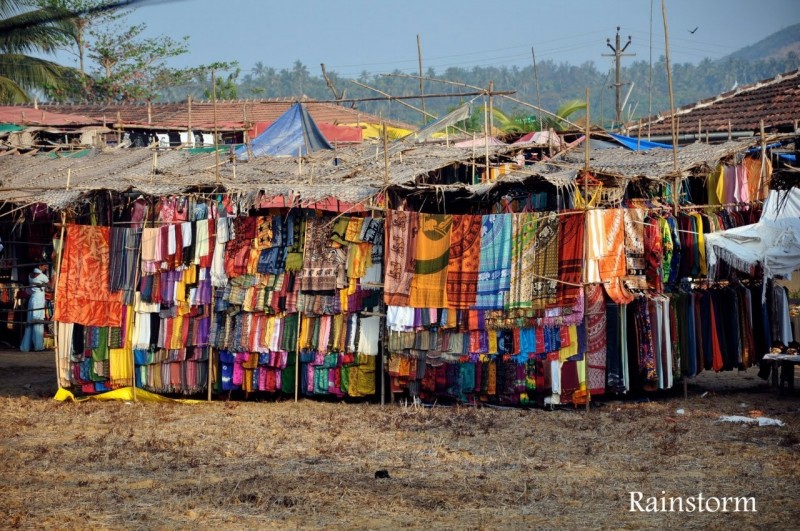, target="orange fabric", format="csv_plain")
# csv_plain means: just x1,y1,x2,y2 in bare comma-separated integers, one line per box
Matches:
54,225,122,327
598,209,633,304
743,155,771,202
